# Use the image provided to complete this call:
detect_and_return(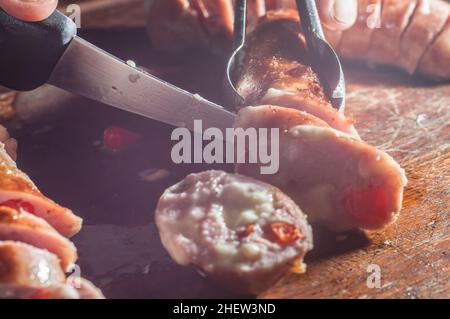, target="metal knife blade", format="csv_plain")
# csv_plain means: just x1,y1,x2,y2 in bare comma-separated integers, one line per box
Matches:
48,37,236,132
